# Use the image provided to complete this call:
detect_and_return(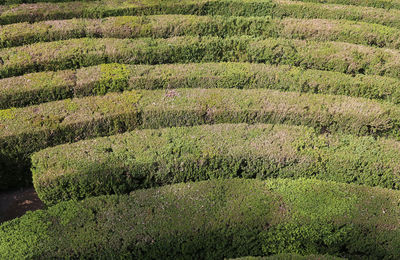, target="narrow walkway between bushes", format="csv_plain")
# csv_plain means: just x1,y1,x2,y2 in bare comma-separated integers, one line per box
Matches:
0,187,44,224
